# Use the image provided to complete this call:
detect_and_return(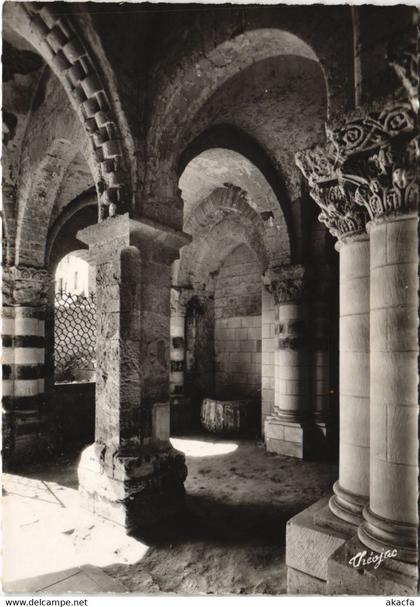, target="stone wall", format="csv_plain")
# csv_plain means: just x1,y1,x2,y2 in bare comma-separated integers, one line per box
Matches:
214,245,261,402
